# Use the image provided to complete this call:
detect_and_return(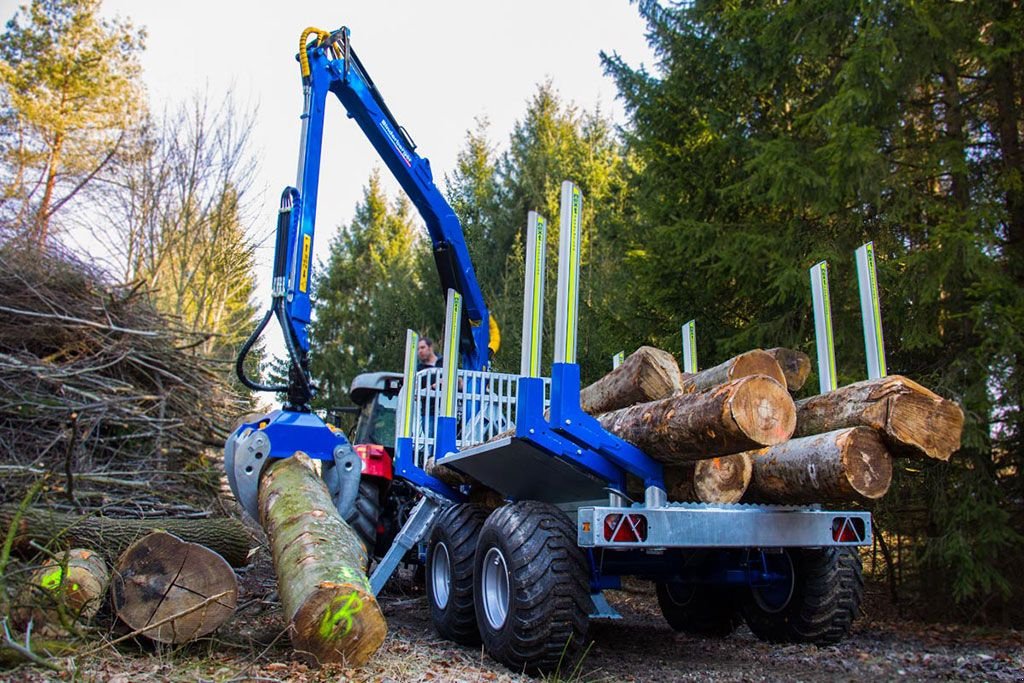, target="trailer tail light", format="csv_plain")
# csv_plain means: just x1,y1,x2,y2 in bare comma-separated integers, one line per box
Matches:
832,516,866,543
603,513,648,543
